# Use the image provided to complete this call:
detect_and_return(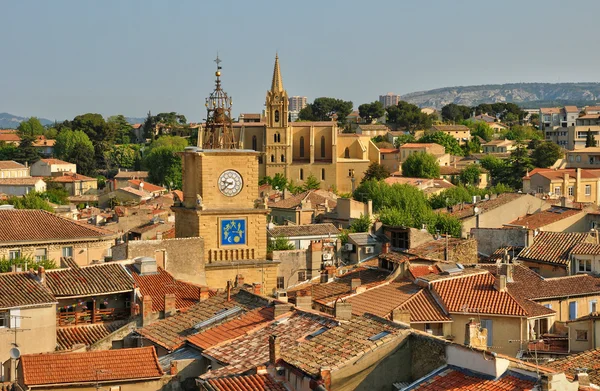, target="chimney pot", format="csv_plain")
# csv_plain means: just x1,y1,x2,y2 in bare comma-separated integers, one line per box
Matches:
334,301,352,320
351,278,361,290
226,280,232,302
142,295,153,326
269,335,280,365
252,283,262,295
164,293,176,318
